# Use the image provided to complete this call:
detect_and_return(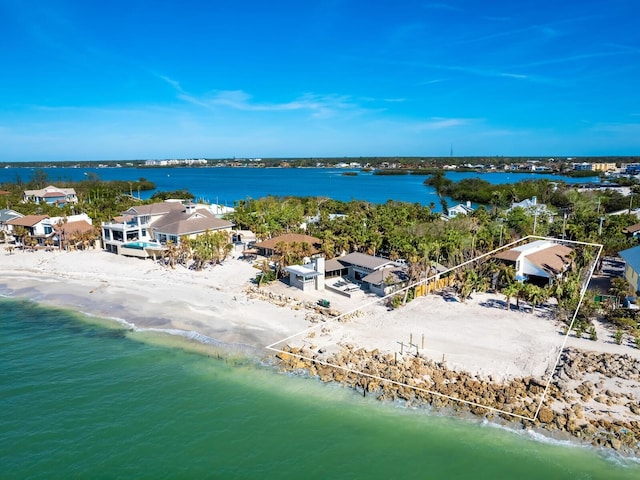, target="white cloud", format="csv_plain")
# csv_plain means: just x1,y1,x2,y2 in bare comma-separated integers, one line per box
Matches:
500,73,528,80
157,74,379,119
411,117,473,131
